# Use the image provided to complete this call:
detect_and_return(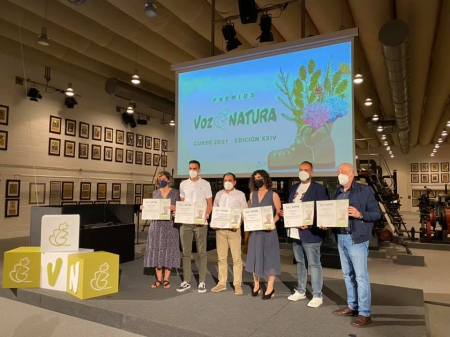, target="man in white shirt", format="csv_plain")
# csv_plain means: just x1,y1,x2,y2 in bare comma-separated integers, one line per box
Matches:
210,172,248,295
177,160,213,293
